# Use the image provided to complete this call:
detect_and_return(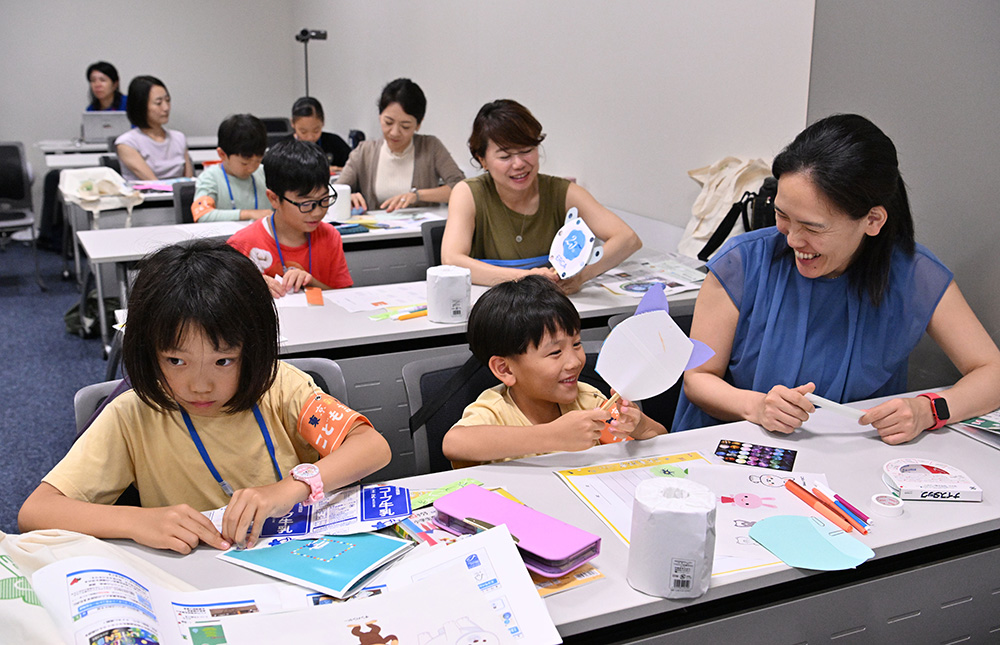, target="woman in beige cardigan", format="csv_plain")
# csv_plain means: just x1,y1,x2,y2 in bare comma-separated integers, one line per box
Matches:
339,78,465,213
